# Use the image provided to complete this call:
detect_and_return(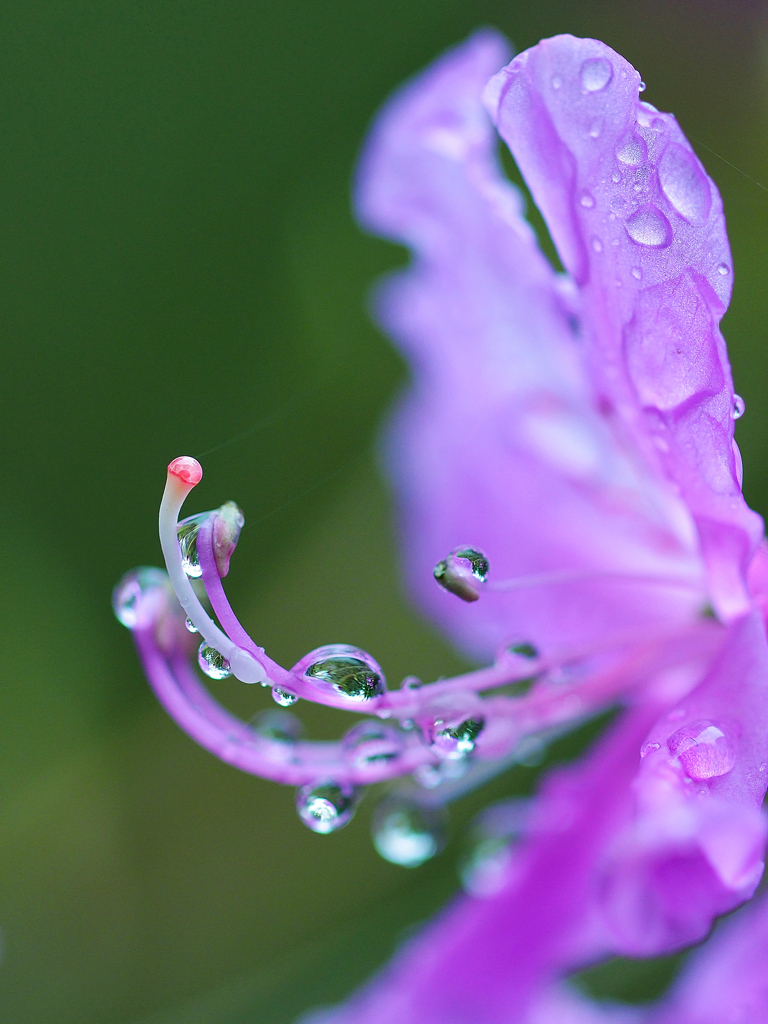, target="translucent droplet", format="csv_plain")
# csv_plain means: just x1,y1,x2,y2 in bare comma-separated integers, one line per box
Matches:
508,641,539,660
372,799,446,867
668,720,736,780
625,204,673,248
659,143,711,223
296,644,385,703
459,798,530,896
342,720,403,769
252,708,304,744
630,266,643,281
591,236,604,253
551,74,562,90
112,567,169,629
580,192,595,209
177,512,211,578
638,80,647,93
616,135,647,166
198,642,232,679
433,547,489,603
185,617,198,633
580,57,613,92
732,394,746,420
611,170,622,183
429,716,484,760
717,263,730,276
272,685,299,707
296,781,359,834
